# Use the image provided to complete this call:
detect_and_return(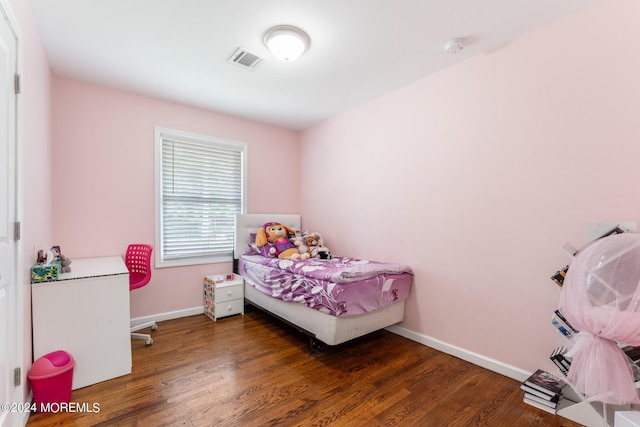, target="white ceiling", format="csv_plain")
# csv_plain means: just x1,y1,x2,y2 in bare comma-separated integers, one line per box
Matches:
30,0,600,131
